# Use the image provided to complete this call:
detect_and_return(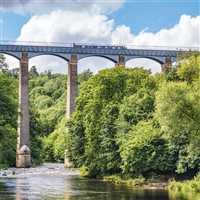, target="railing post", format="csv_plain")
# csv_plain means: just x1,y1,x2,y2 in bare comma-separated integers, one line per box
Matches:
16,52,31,168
